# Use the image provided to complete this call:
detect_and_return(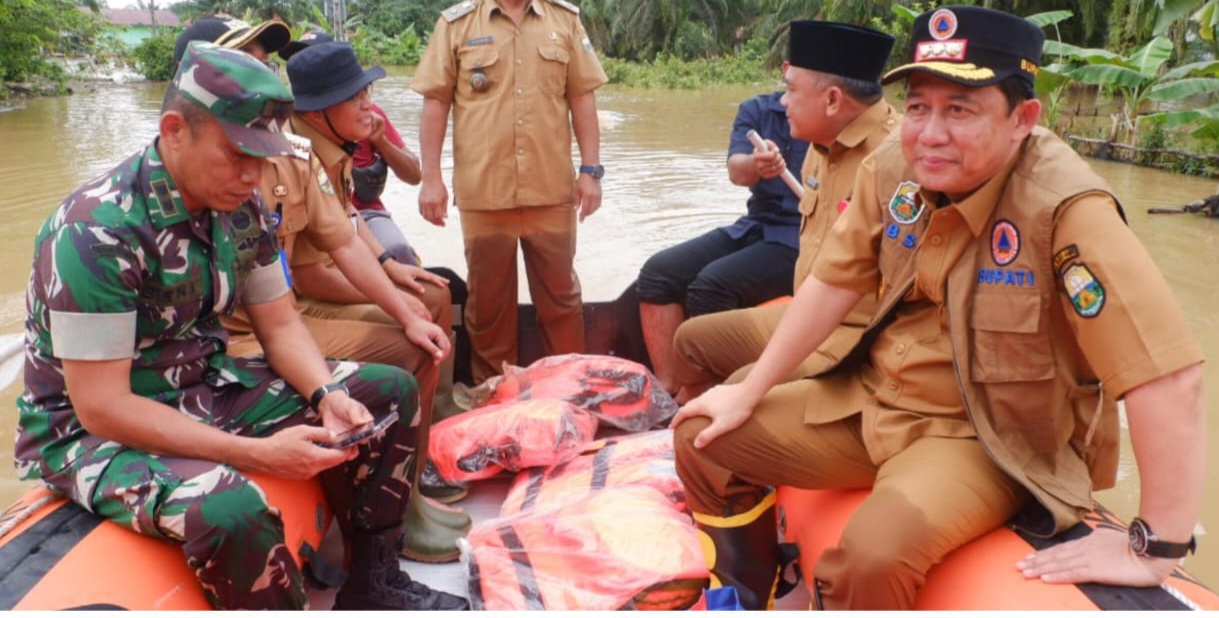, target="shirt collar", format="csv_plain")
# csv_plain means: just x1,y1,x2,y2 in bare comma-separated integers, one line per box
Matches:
488,0,543,18
141,140,191,229
765,91,787,114
289,114,348,171
835,100,896,150
922,143,1023,237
